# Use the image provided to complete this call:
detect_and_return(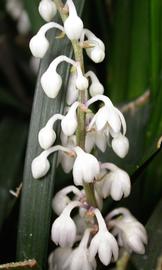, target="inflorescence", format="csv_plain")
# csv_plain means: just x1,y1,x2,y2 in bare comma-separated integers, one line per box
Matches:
30,1,147,269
